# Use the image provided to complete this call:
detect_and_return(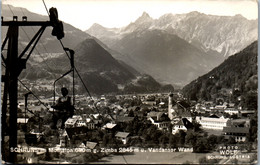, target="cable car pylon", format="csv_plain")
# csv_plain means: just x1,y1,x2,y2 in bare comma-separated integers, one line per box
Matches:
1,8,64,163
